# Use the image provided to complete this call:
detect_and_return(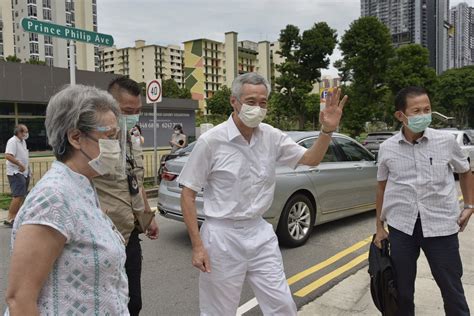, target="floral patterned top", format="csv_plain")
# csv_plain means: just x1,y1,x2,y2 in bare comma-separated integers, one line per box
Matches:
6,161,129,316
